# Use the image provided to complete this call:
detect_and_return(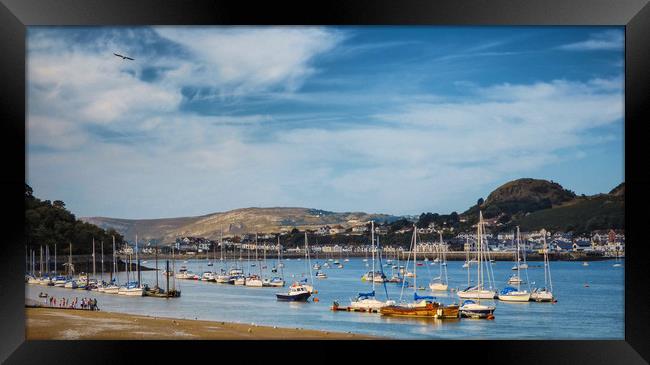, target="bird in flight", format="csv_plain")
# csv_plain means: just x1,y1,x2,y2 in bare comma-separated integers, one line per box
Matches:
113,53,134,60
